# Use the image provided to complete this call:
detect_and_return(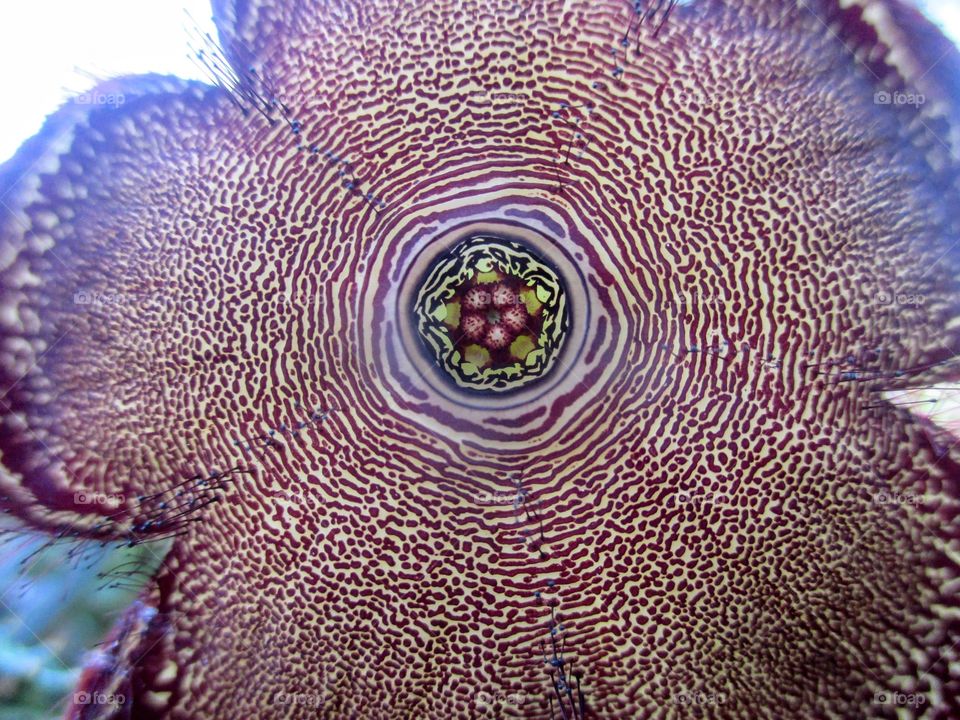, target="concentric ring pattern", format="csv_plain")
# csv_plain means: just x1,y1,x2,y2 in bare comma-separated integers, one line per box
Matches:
362,197,637,448
2,0,960,718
